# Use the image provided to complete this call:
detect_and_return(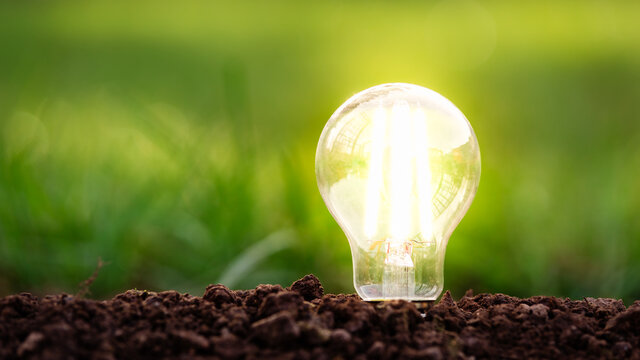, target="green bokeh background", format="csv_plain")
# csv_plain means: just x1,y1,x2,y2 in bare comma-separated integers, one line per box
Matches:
1,0,639,302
